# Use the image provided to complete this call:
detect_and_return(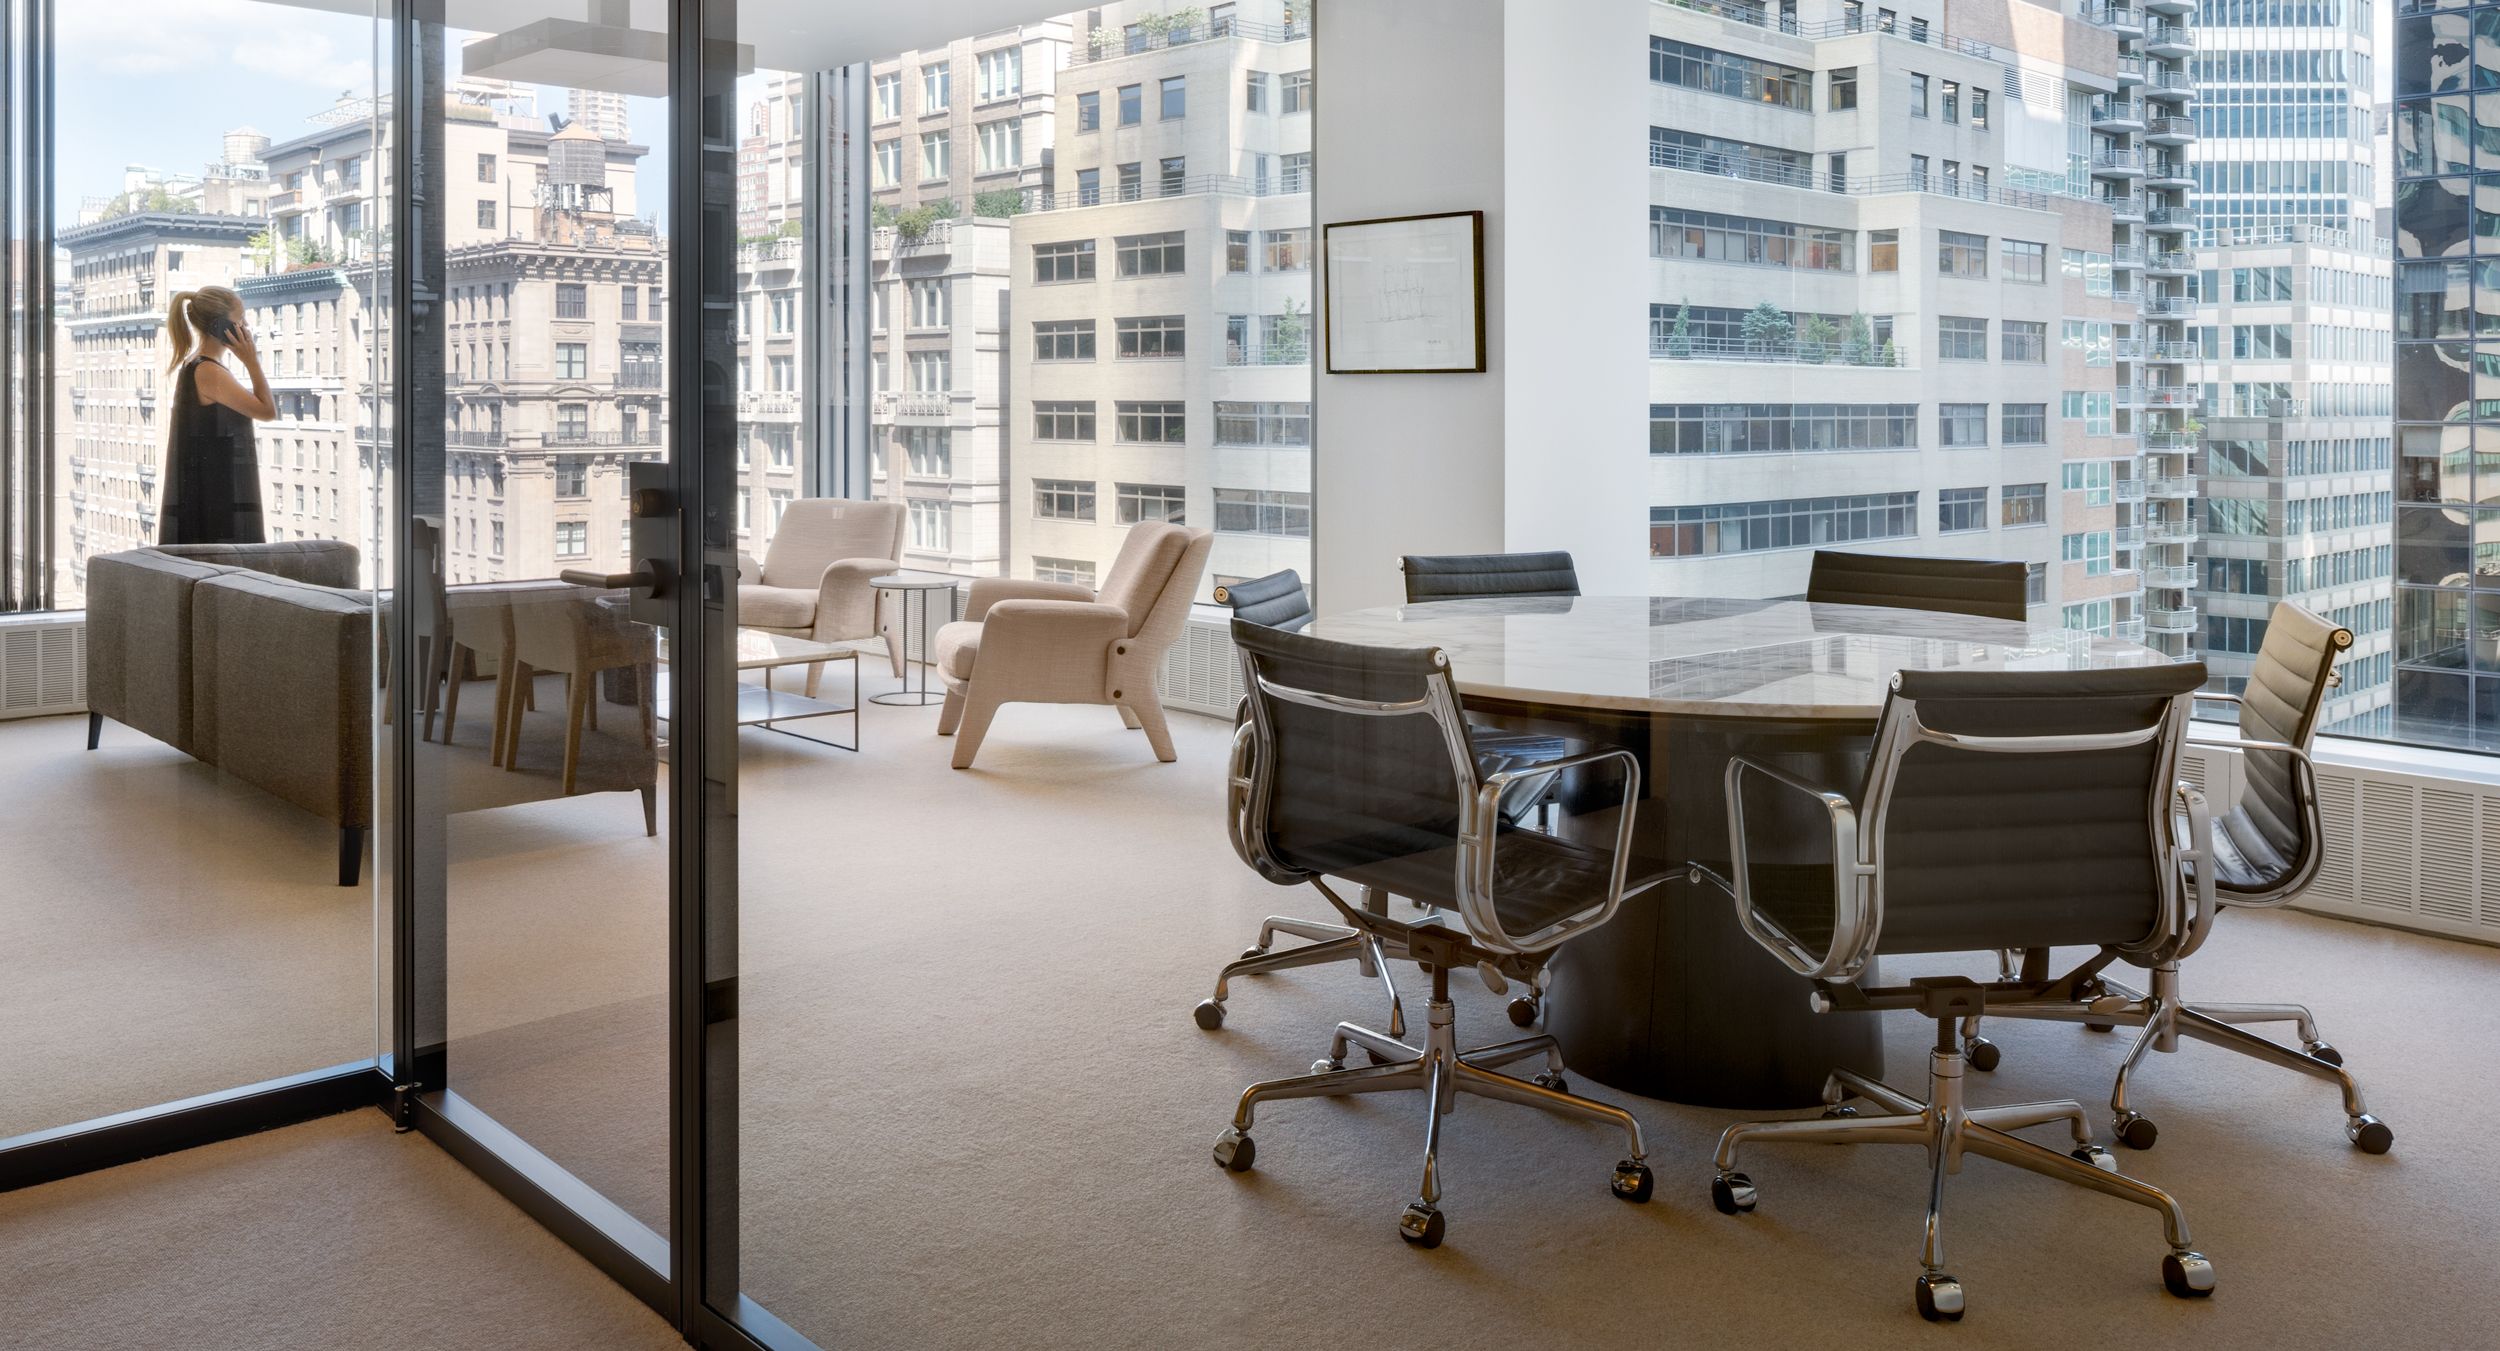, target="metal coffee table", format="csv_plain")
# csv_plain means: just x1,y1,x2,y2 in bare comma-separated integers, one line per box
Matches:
658,630,867,752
